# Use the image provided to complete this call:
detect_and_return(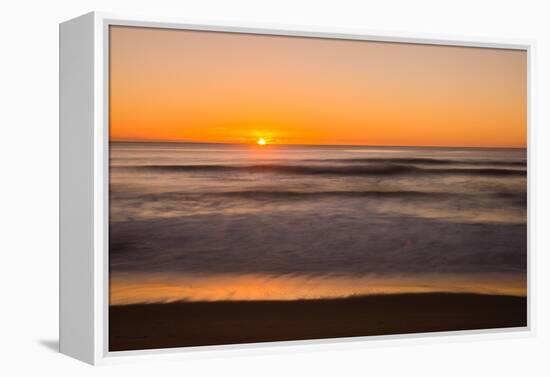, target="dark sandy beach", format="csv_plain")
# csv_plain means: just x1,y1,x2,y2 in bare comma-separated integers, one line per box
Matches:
109,293,526,351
